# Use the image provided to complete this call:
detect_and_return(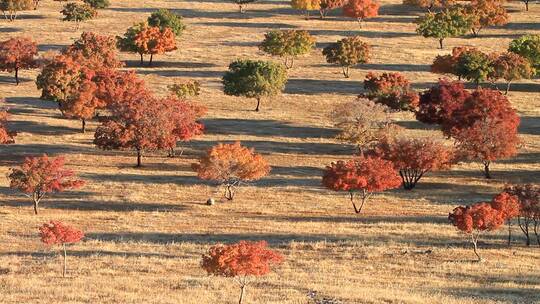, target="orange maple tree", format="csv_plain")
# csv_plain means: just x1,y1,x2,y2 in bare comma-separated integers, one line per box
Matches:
490,191,520,246
192,142,270,200
0,36,38,85
8,155,85,214
39,220,84,277
449,202,505,261
0,99,16,144
201,240,284,304
322,155,401,214
134,26,177,66
63,32,123,70
466,0,509,37
343,0,379,24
